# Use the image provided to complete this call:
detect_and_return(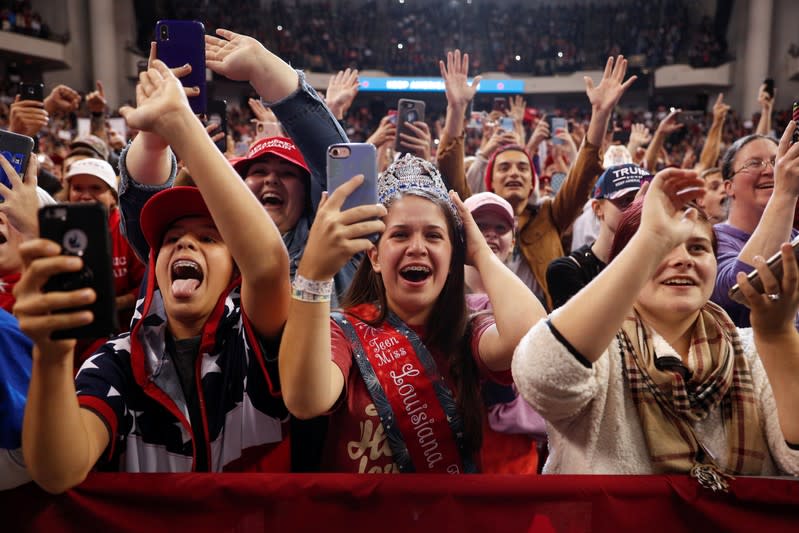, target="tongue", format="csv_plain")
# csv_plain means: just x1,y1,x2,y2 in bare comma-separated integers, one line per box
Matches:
172,278,200,298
